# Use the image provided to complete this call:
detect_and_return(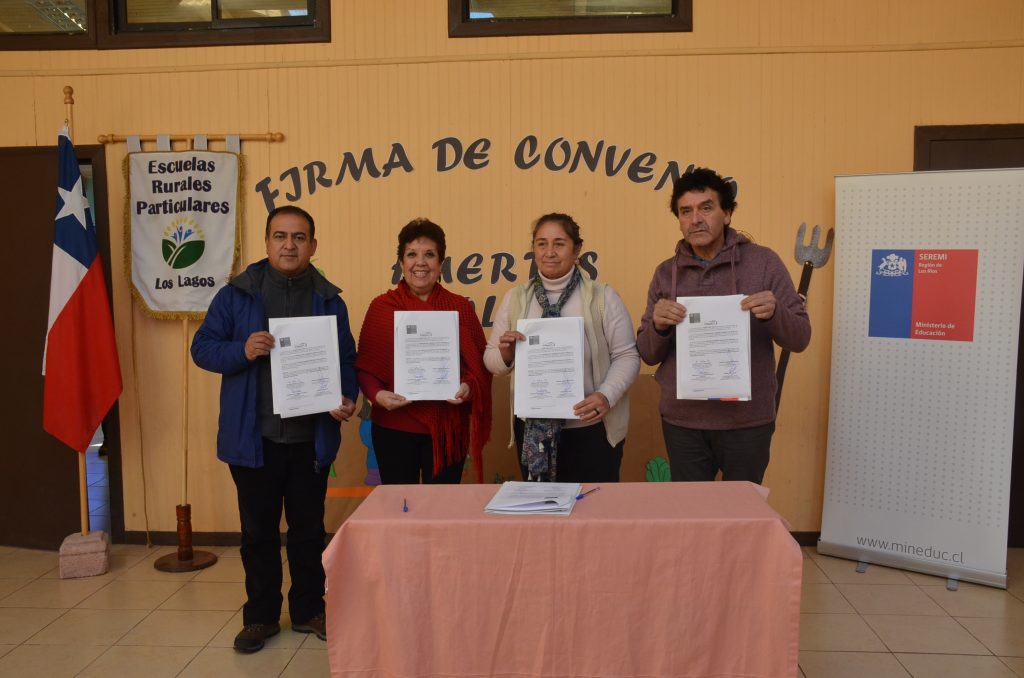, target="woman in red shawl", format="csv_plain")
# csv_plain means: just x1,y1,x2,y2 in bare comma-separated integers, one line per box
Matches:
356,219,492,484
